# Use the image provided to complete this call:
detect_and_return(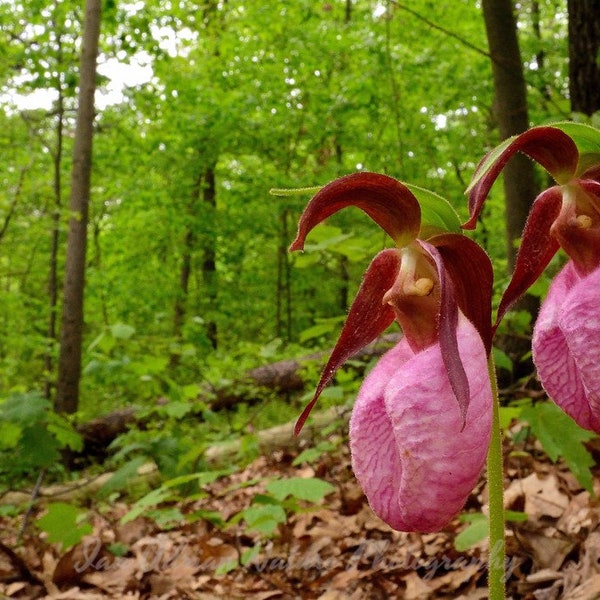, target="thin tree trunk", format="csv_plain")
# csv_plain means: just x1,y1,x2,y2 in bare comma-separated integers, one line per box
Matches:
169,171,201,368
482,0,540,374
481,0,538,274
567,0,600,115
169,229,193,366
45,47,65,401
202,165,218,349
55,0,101,414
